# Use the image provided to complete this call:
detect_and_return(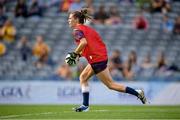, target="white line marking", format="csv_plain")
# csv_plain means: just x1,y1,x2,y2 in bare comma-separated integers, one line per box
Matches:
0,112,57,119
0,109,109,119
93,110,109,112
